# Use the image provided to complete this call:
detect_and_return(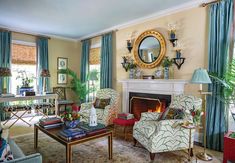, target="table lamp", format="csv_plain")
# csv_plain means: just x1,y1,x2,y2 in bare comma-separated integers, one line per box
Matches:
191,68,212,161
40,69,50,94
0,67,12,94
